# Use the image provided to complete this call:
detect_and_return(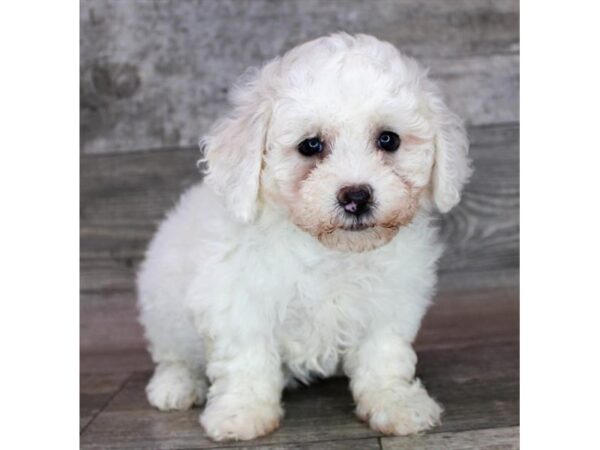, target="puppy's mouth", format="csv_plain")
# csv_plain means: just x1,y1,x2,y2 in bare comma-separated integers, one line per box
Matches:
339,209,377,232
341,222,371,232
316,221,402,253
